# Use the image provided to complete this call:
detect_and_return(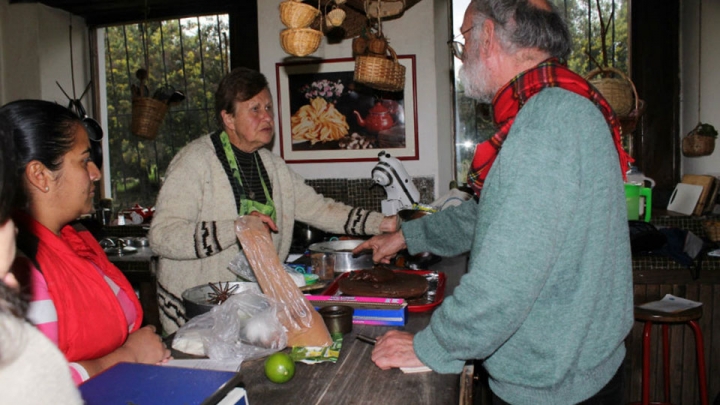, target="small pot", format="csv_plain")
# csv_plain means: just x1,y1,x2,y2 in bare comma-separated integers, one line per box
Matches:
182,281,260,319
319,305,354,334
308,240,373,280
